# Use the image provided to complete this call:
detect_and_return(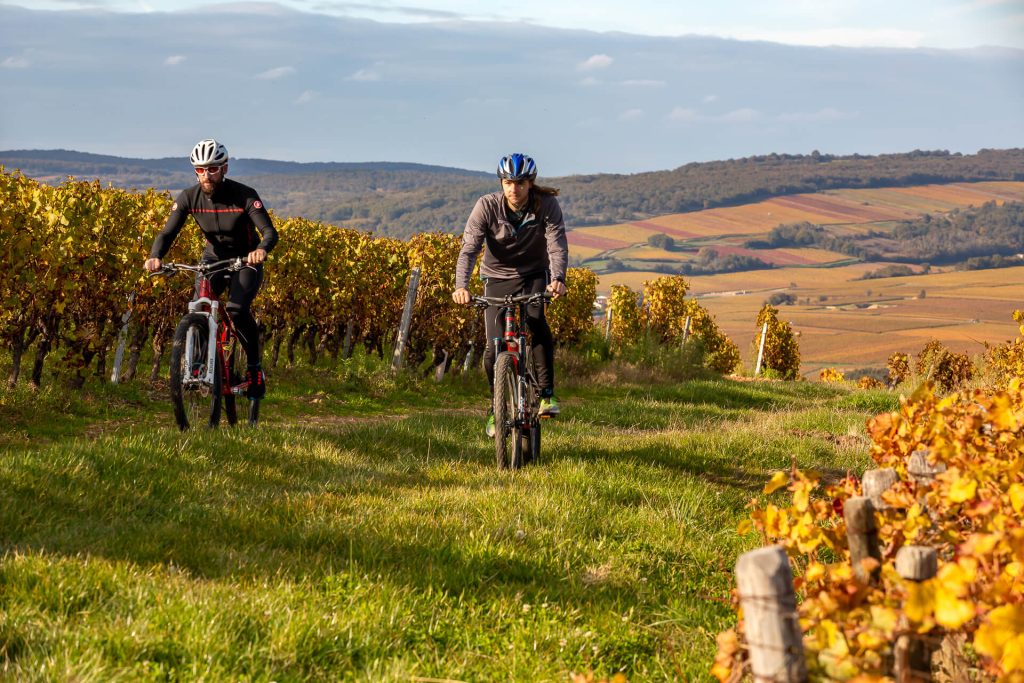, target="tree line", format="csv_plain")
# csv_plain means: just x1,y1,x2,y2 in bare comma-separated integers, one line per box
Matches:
4,148,1022,239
